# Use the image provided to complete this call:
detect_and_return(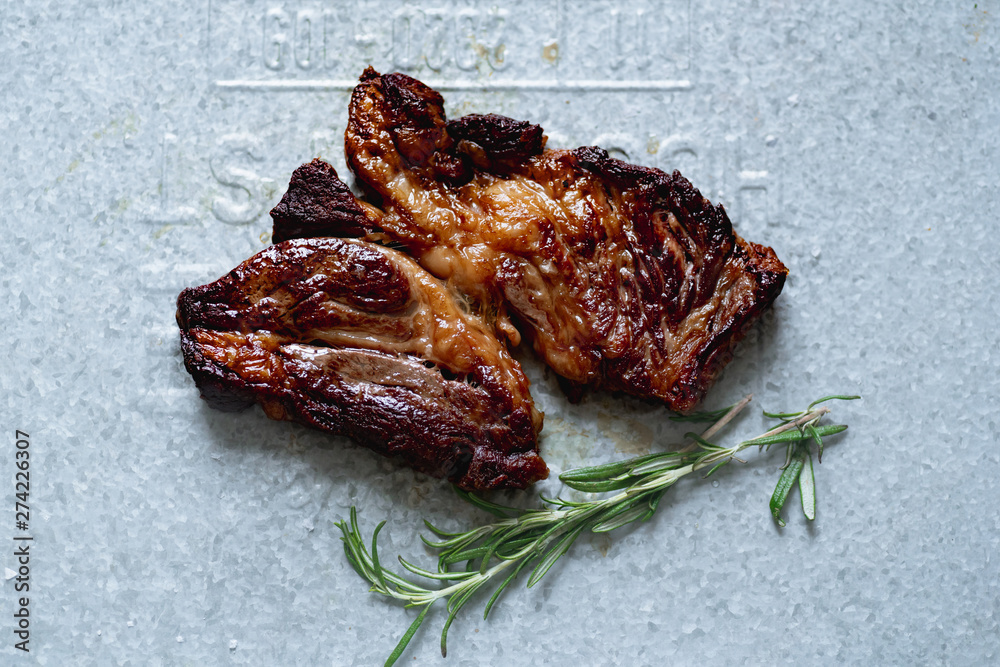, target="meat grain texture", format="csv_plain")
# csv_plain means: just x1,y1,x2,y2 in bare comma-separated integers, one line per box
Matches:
177,237,546,490
342,69,787,411
176,69,788,490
